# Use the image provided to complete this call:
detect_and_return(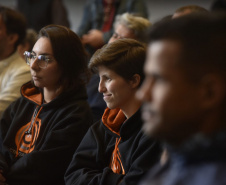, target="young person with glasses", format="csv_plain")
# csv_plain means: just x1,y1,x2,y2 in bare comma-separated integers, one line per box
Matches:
0,25,93,185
